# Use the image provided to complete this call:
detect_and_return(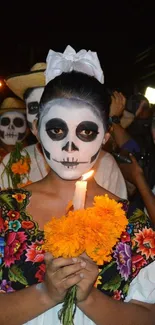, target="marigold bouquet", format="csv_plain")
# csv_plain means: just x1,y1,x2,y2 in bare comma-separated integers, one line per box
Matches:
43,194,128,325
